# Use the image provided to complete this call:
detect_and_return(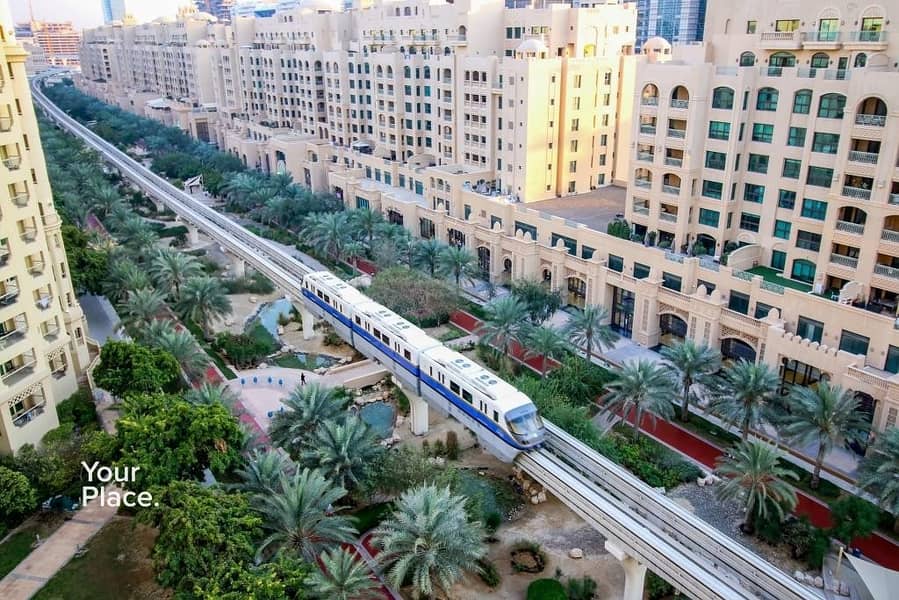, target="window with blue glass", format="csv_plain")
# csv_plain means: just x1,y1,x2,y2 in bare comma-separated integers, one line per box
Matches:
514,221,537,240
551,233,577,256
778,189,796,209
708,121,730,140
773,220,791,239
662,272,682,292
633,262,651,279
356,197,370,209
787,126,806,147
791,258,817,282
797,316,824,343
755,302,777,319
744,183,765,203
771,249,786,270
806,166,834,187
581,245,595,260
490,215,502,229
712,87,734,109
839,330,870,356
756,87,779,111
818,93,846,118
796,230,821,251
782,159,801,179
792,89,812,114
698,208,720,227
702,180,723,199
752,123,774,143
885,345,899,374
740,212,760,231
705,151,727,170
812,132,840,154
728,291,750,314
747,154,769,173
608,254,624,272
800,198,828,220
